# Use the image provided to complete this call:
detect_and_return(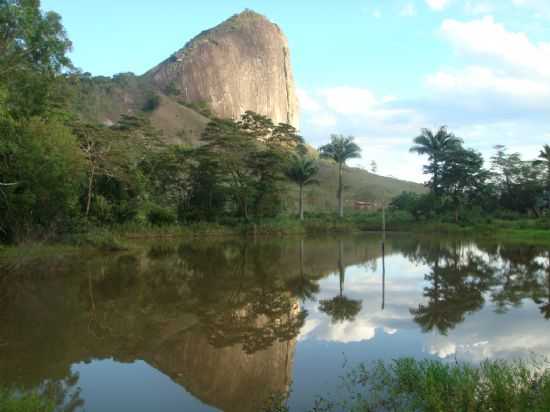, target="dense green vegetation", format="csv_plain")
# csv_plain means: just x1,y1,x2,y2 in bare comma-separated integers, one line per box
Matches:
0,0,375,245
361,357,550,411
391,127,550,224
1,1,547,248
263,358,550,412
